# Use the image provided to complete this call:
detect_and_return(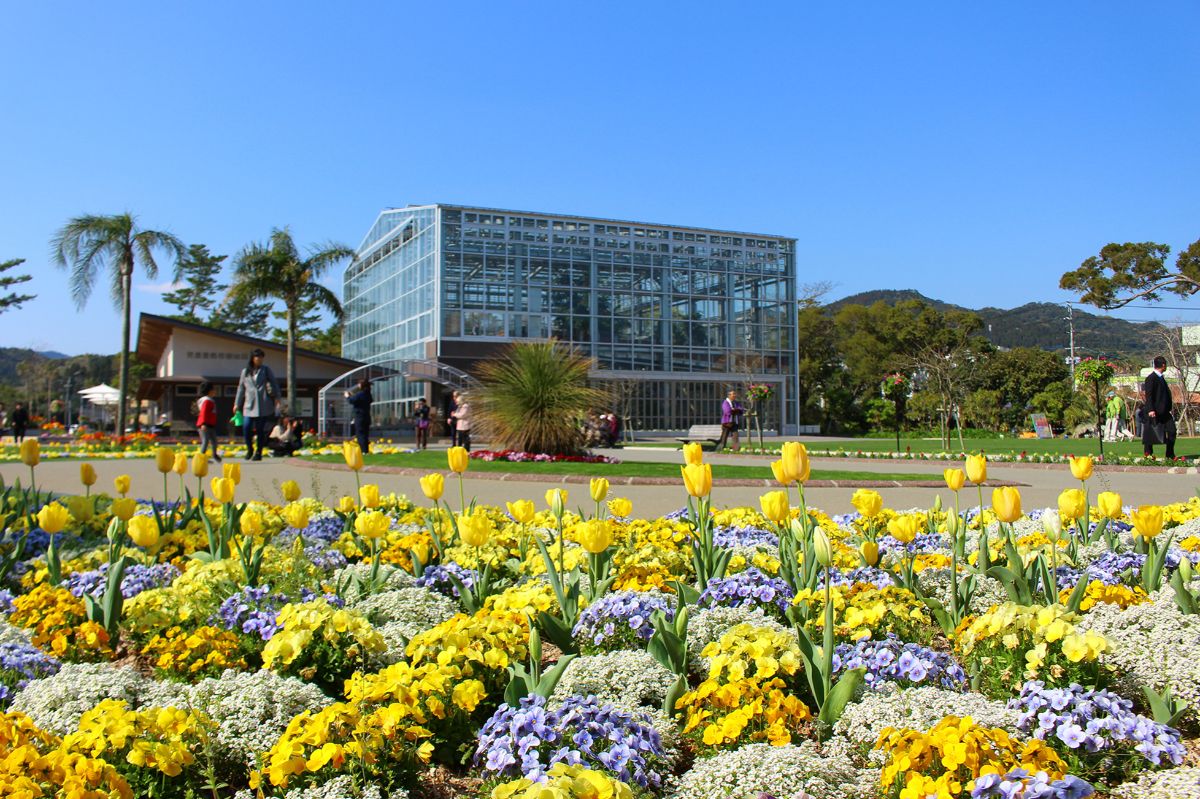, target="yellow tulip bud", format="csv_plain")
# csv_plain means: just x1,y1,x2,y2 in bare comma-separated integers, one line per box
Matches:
546,488,567,516
359,483,381,509
1096,491,1123,520
172,452,188,476
240,509,264,537
944,468,966,492
860,539,880,567
507,499,536,524
1069,456,1094,482
420,473,445,502
154,447,175,474
114,474,131,496
850,489,883,519
457,512,493,548
887,514,921,544
681,463,713,498
577,518,612,554
354,509,391,539
770,459,794,487
343,440,364,471
780,441,810,484
965,454,987,485
19,439,39,467
36,502,70,535
127,515,159,548
607,497,633,518
589,477,610,503
1130,505,1164,539
759,490,790,524
1042,509,1064,542
210,477,235,504
812,528,833,567
282,502,309,530
992,486,1022,524
447,446,469,474
1057,488,1087,523
79,463,97,487
933,494,942,513
222,462,241,486
67,495,94,523
280,480,301,503
1180,557,1194,584
110,497,137,522
338,495,357,514
682,443,704,466
192,452,209,478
